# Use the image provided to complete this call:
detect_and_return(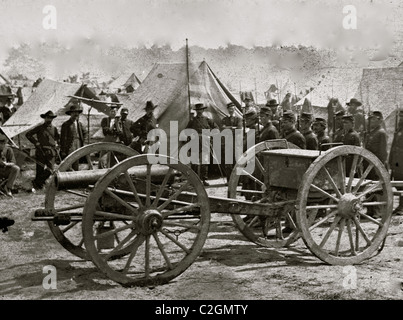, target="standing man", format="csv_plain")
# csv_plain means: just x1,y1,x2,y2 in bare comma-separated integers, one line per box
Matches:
333,110,346,143
265,99,281,132
101,104,122,143
131,101,158,153
340,115,361,147
312,117,331,150
389,109,403,215
60,103,86,170
118,107,135,146
186,102,218,186
259,107,279,142
26,110,60,191
346,98,365,136
299,112,318,150
280,111,306,149
365,111,388,165
221,102,242,182
0,134,20,197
